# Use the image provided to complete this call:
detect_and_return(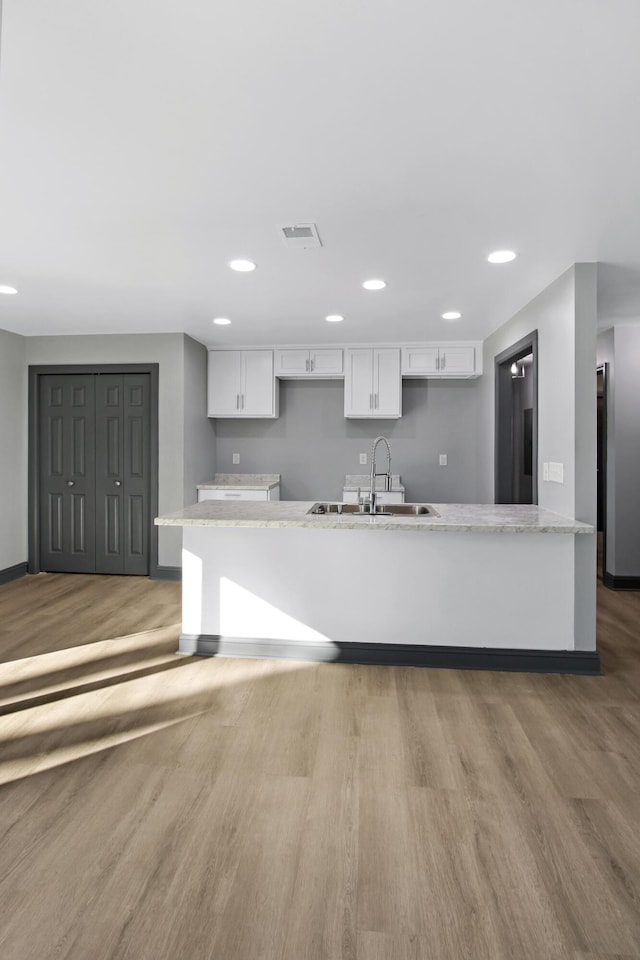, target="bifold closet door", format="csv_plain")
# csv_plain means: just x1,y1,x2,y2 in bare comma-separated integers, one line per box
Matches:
39,374,97,573
95,374,150,575
39,372,151,575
